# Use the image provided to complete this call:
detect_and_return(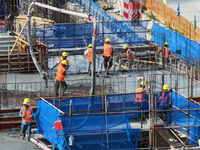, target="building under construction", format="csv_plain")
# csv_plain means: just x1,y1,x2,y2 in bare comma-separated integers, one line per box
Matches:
1,0,200,150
